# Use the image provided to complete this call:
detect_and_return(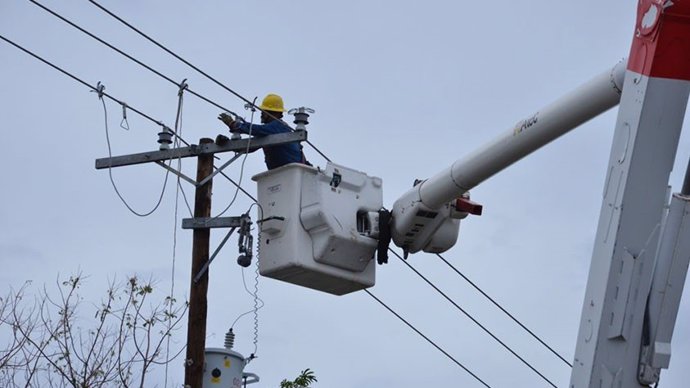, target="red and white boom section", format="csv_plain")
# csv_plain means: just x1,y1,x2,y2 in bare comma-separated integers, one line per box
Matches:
572,1,690,387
